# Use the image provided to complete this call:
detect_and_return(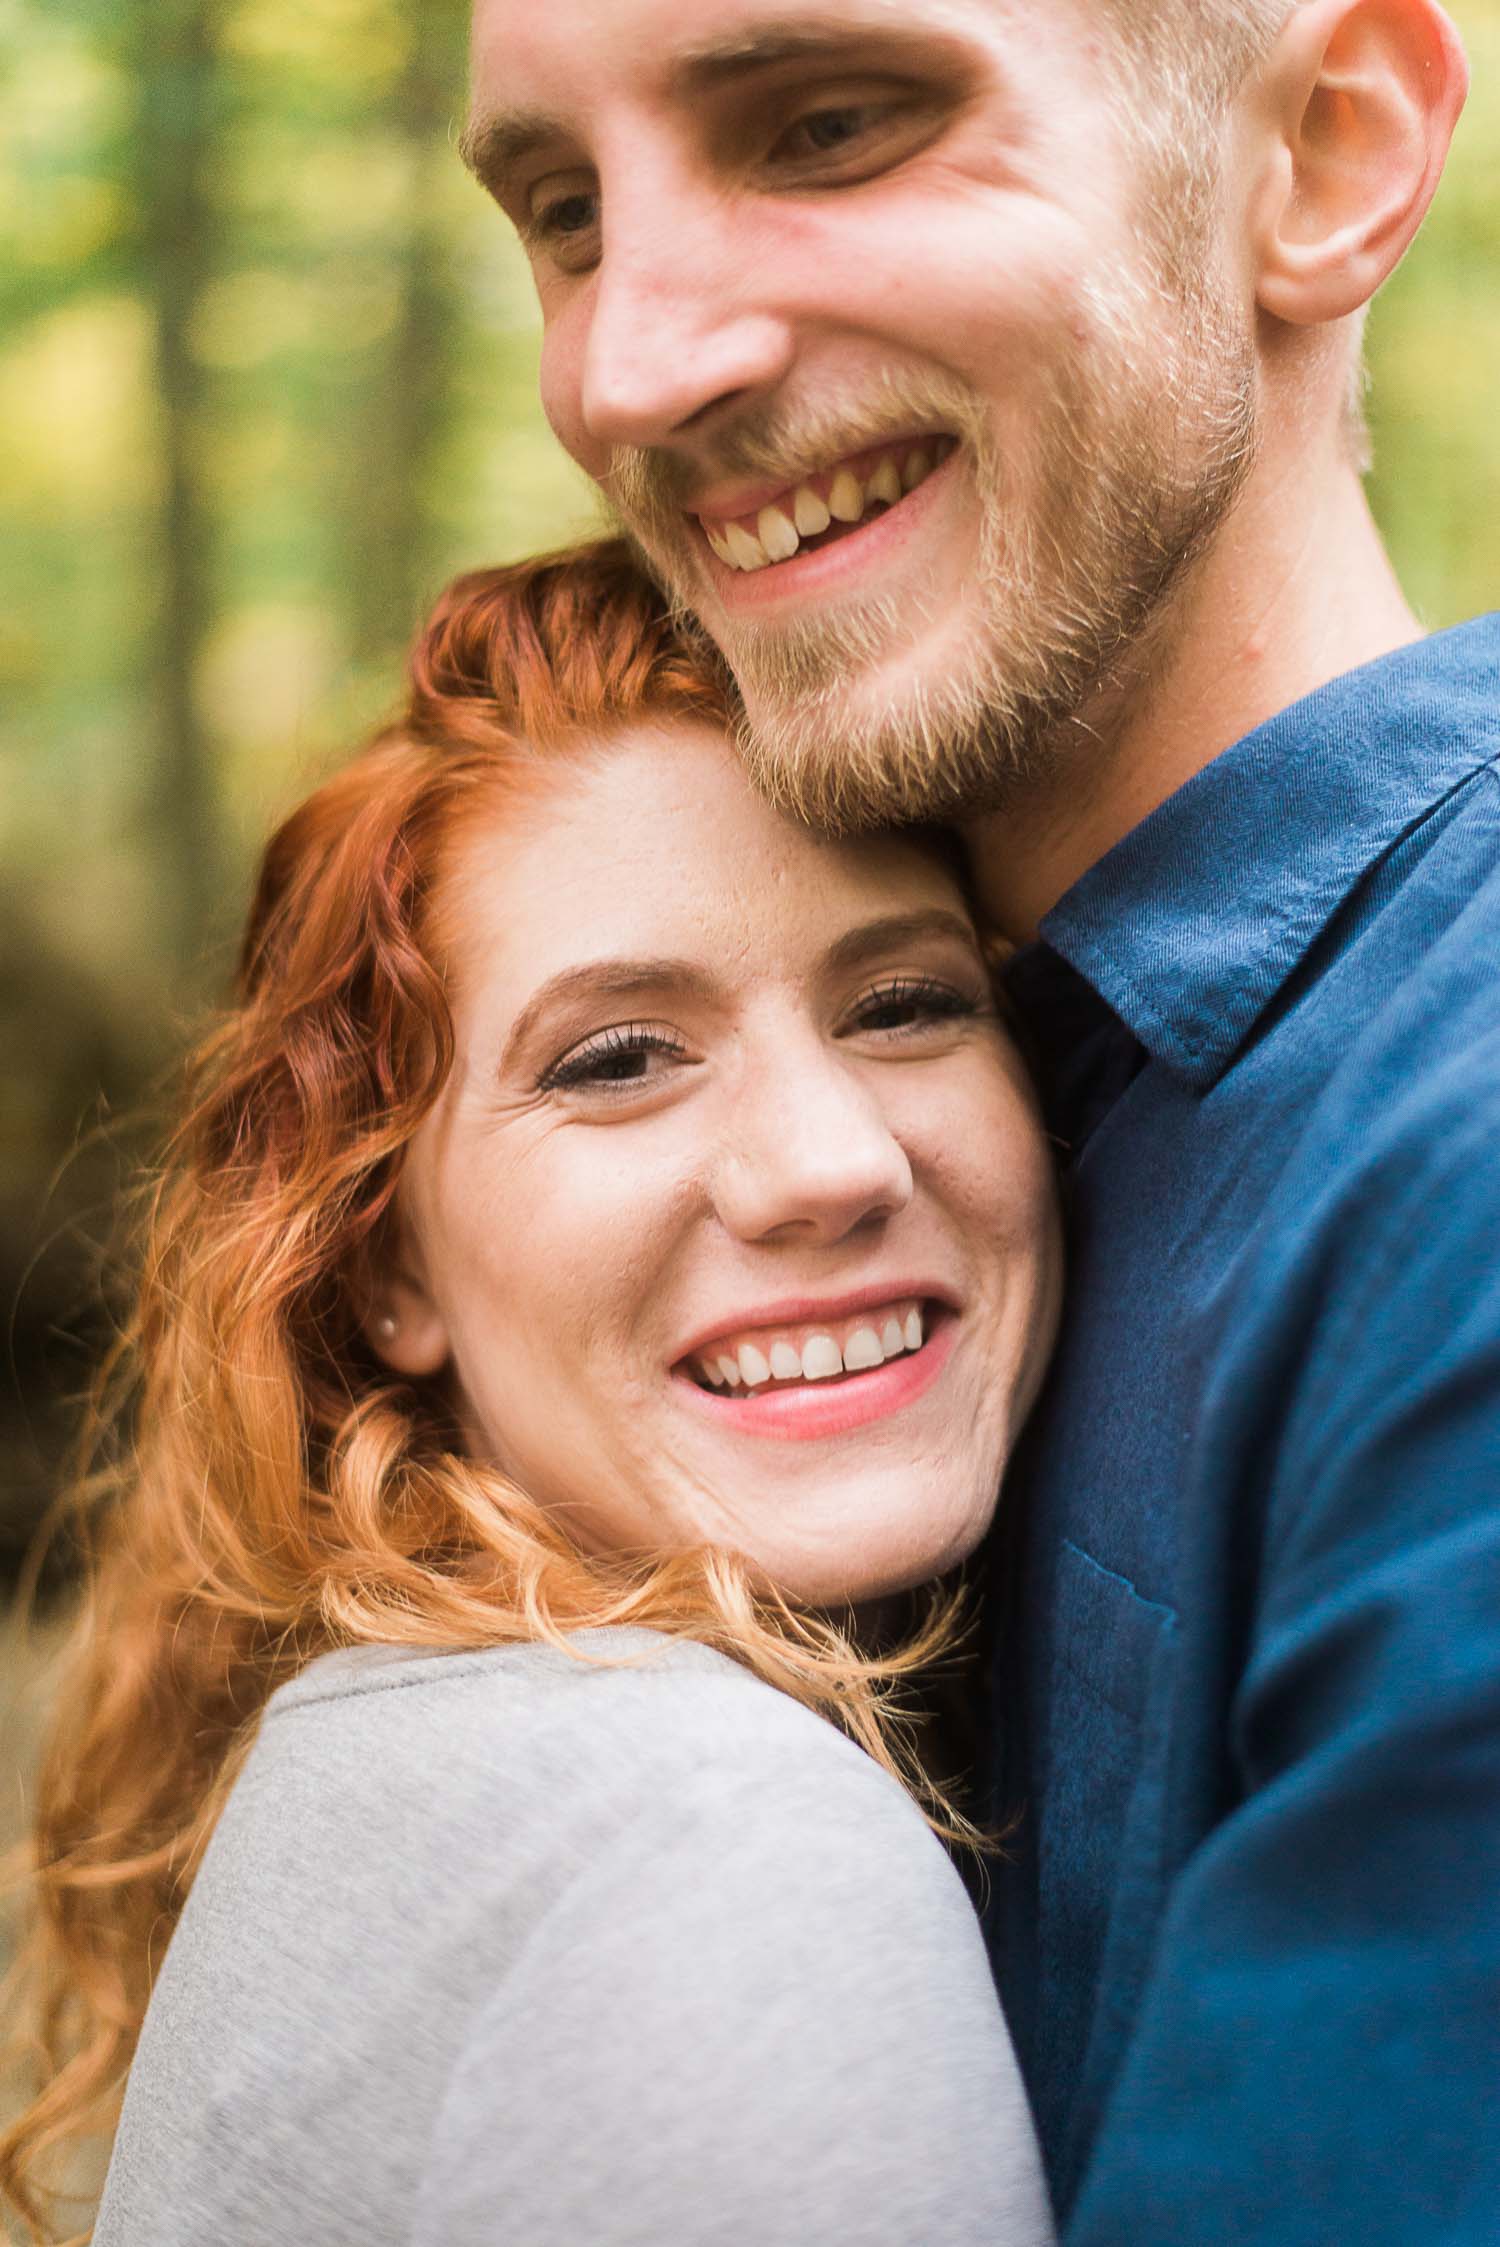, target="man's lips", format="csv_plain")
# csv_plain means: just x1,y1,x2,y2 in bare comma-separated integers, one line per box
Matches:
688,434,959,575
690,430,953,525
689,439,961,611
